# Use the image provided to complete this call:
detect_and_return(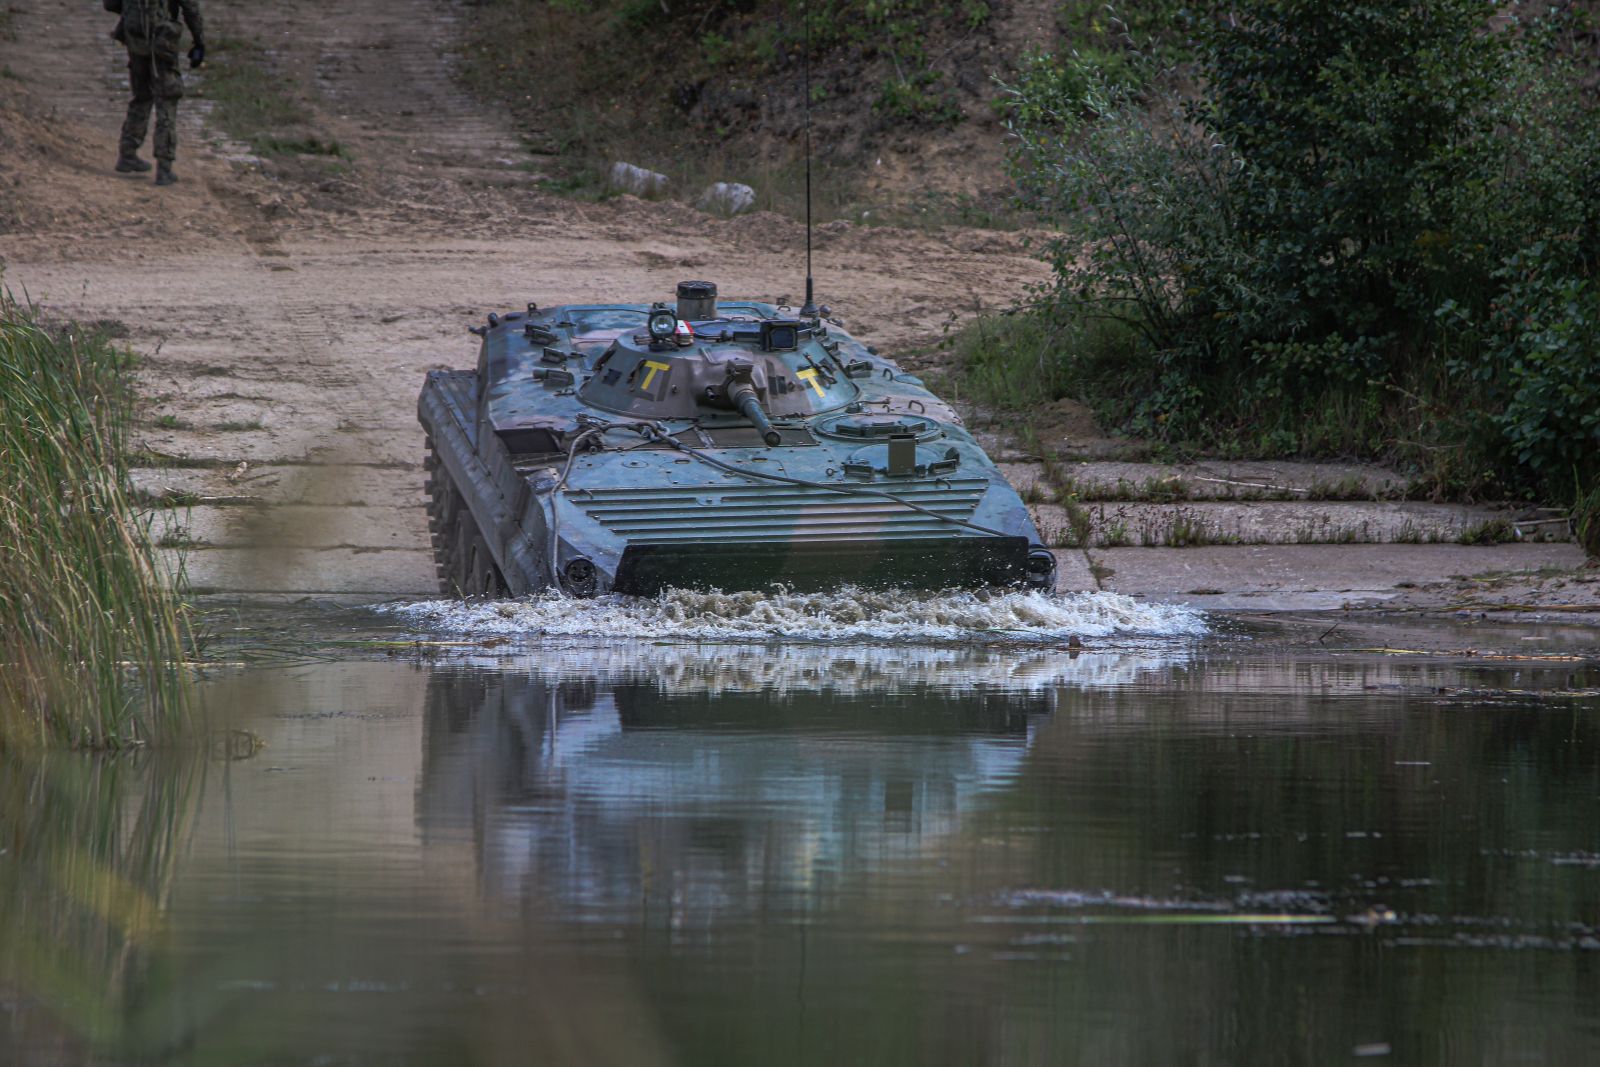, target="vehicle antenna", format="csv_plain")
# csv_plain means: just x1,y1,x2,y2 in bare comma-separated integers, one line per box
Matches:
799,0,819,321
